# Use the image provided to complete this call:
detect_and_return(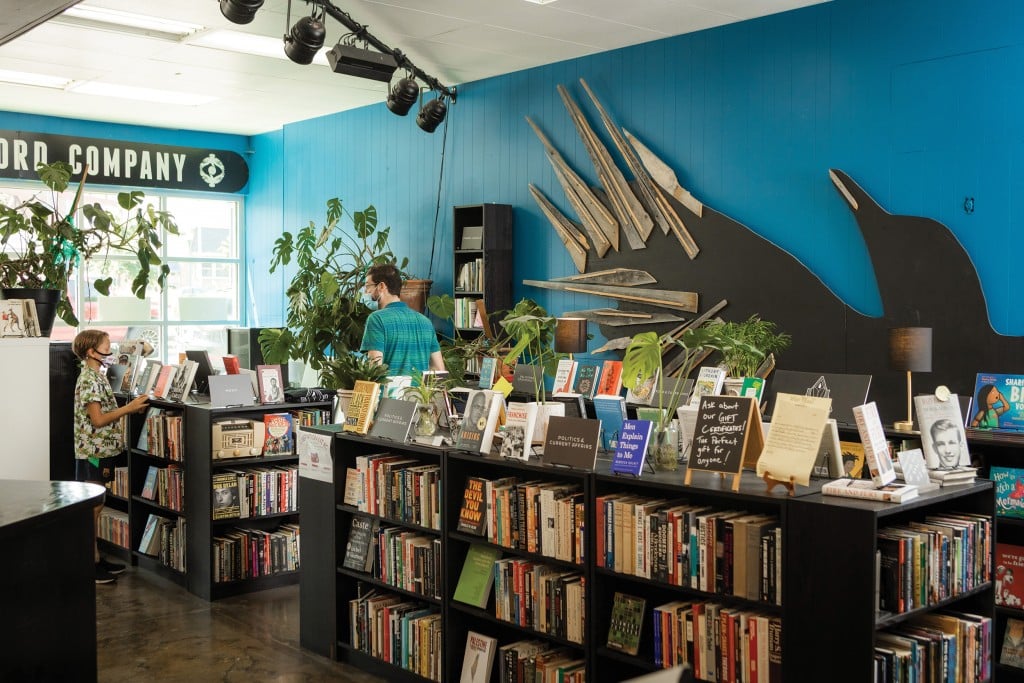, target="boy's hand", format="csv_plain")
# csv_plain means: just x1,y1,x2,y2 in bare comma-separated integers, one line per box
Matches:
128,394,150,413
